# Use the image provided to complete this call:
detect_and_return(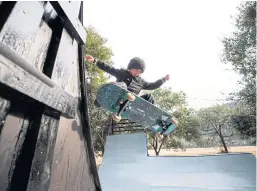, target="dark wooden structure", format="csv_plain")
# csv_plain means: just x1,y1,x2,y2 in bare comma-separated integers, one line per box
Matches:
0,1,101,191
109,119,145,135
